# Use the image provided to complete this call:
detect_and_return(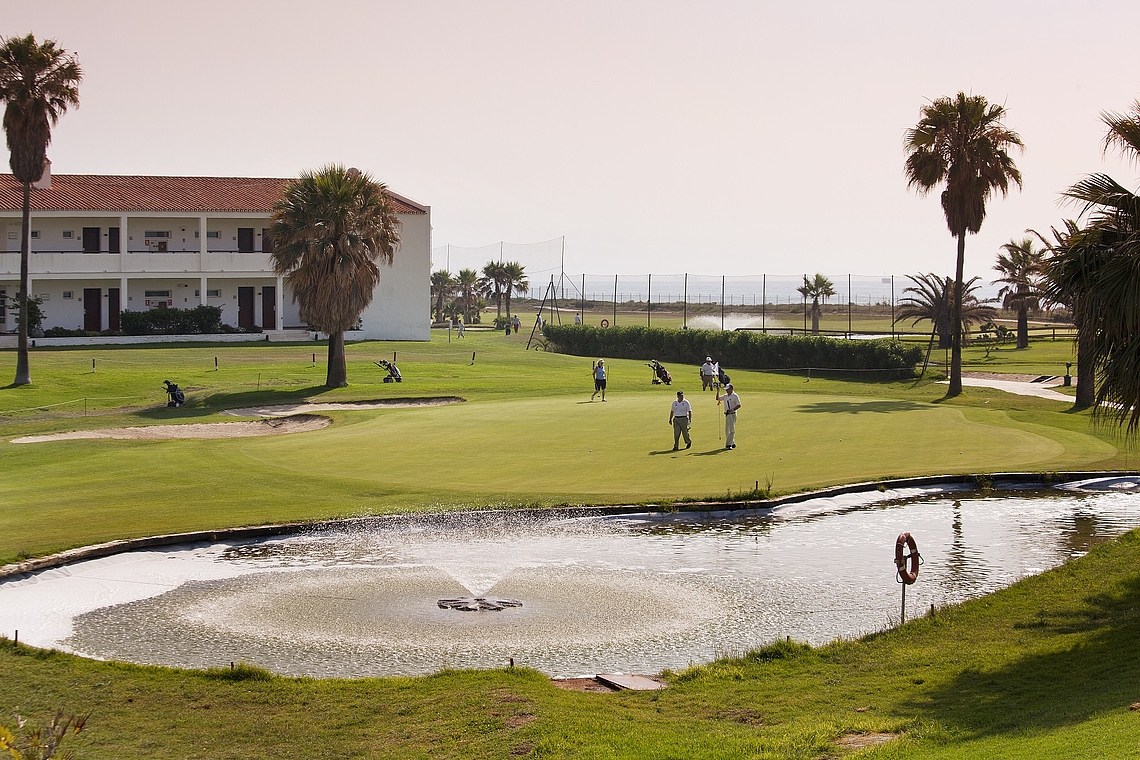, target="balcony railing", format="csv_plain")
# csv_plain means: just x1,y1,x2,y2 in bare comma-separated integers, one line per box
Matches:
0,250,274,275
